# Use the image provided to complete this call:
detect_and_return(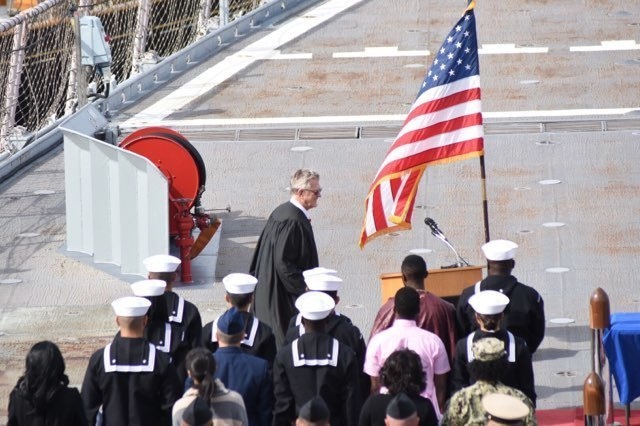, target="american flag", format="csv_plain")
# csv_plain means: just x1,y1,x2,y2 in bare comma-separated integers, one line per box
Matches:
360,2,484,248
